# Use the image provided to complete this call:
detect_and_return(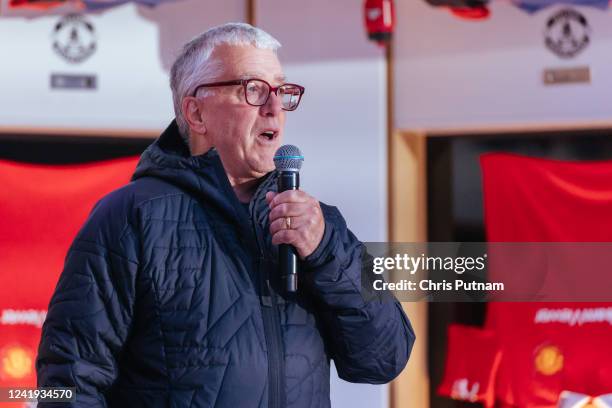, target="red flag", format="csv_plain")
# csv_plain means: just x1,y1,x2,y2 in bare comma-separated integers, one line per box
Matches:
0,157,138,407
480,153,612,407
481,153,612,243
